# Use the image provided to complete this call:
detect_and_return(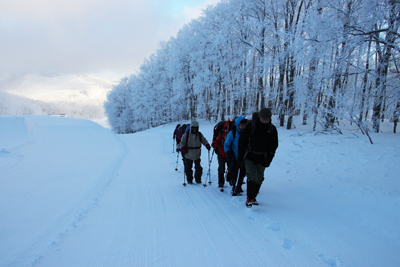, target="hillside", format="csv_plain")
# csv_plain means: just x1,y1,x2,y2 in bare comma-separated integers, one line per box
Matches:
0,74,116,127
